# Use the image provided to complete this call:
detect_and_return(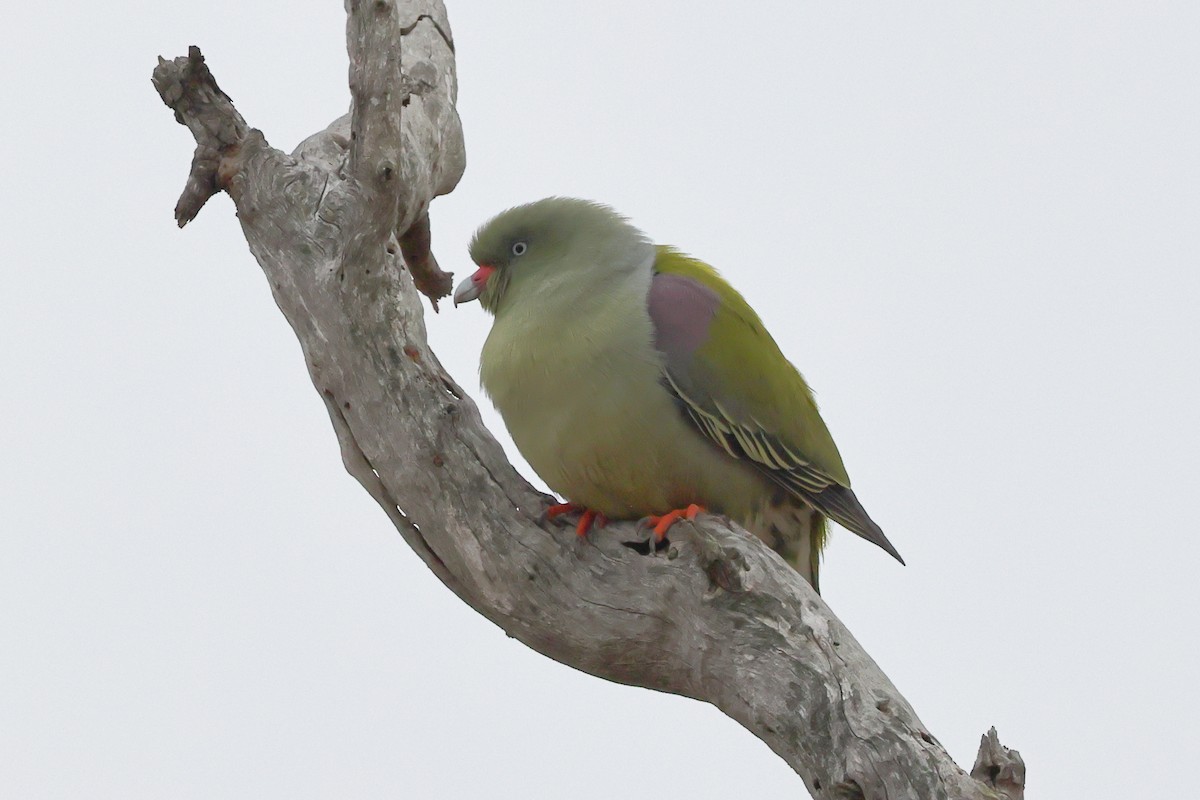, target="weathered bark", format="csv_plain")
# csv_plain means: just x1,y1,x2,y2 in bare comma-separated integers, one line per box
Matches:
151,3,1024,798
